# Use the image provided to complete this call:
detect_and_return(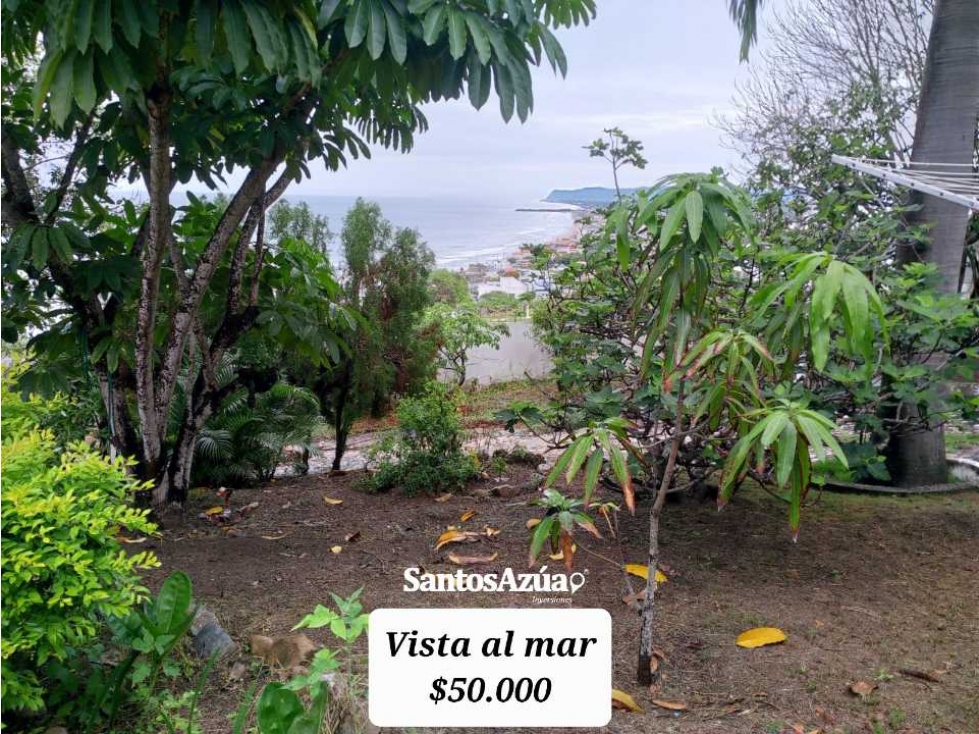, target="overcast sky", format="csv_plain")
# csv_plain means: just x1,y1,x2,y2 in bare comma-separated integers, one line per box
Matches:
288,2,761,202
